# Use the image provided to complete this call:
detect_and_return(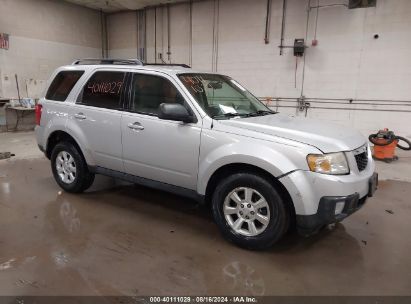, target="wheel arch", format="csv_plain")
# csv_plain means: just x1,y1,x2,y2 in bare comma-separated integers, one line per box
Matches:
204,163,296,224
46,130,90,166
